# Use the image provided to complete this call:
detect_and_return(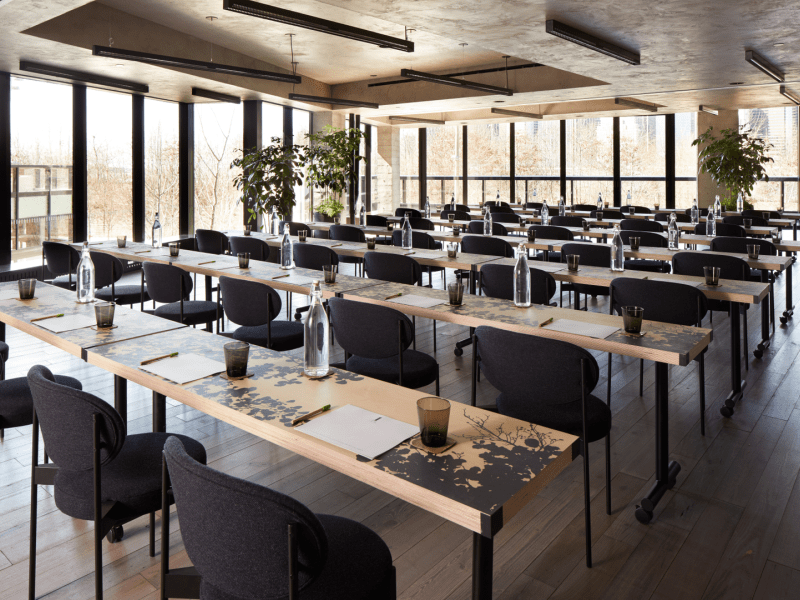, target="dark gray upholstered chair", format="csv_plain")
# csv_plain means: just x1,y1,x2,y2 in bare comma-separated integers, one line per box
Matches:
142,262,219,331
0,341,8,381
161,436,395,600
329,298,439,394
92,251,151,306
617,230,671,273
478,264,556,306
489,212,522,225
408,217,435,231
460,235,514,259
559,242,611,310
723,215,768,227
471,326,611,567
279,221,312,236
590,209,624,220
550,215,586,228
619,219,664,233
229,236,279,263
390,230,445,287
440,208,471,221
467,221,509,236
292,244,339,321
42,241,81,290
693,222,745,237
684,207,709,217
742,209,781,219
524,201,543,210
218,276,304,352
26,365,206,600
195,229,230,255
366,215,389,227
573,204,598,211
364,252,423,286
610,278,709,433
395,207,422,218
655,212,691,223
529,225,575,263
623,205,652,214
487,203,515,214
329,225,366,276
